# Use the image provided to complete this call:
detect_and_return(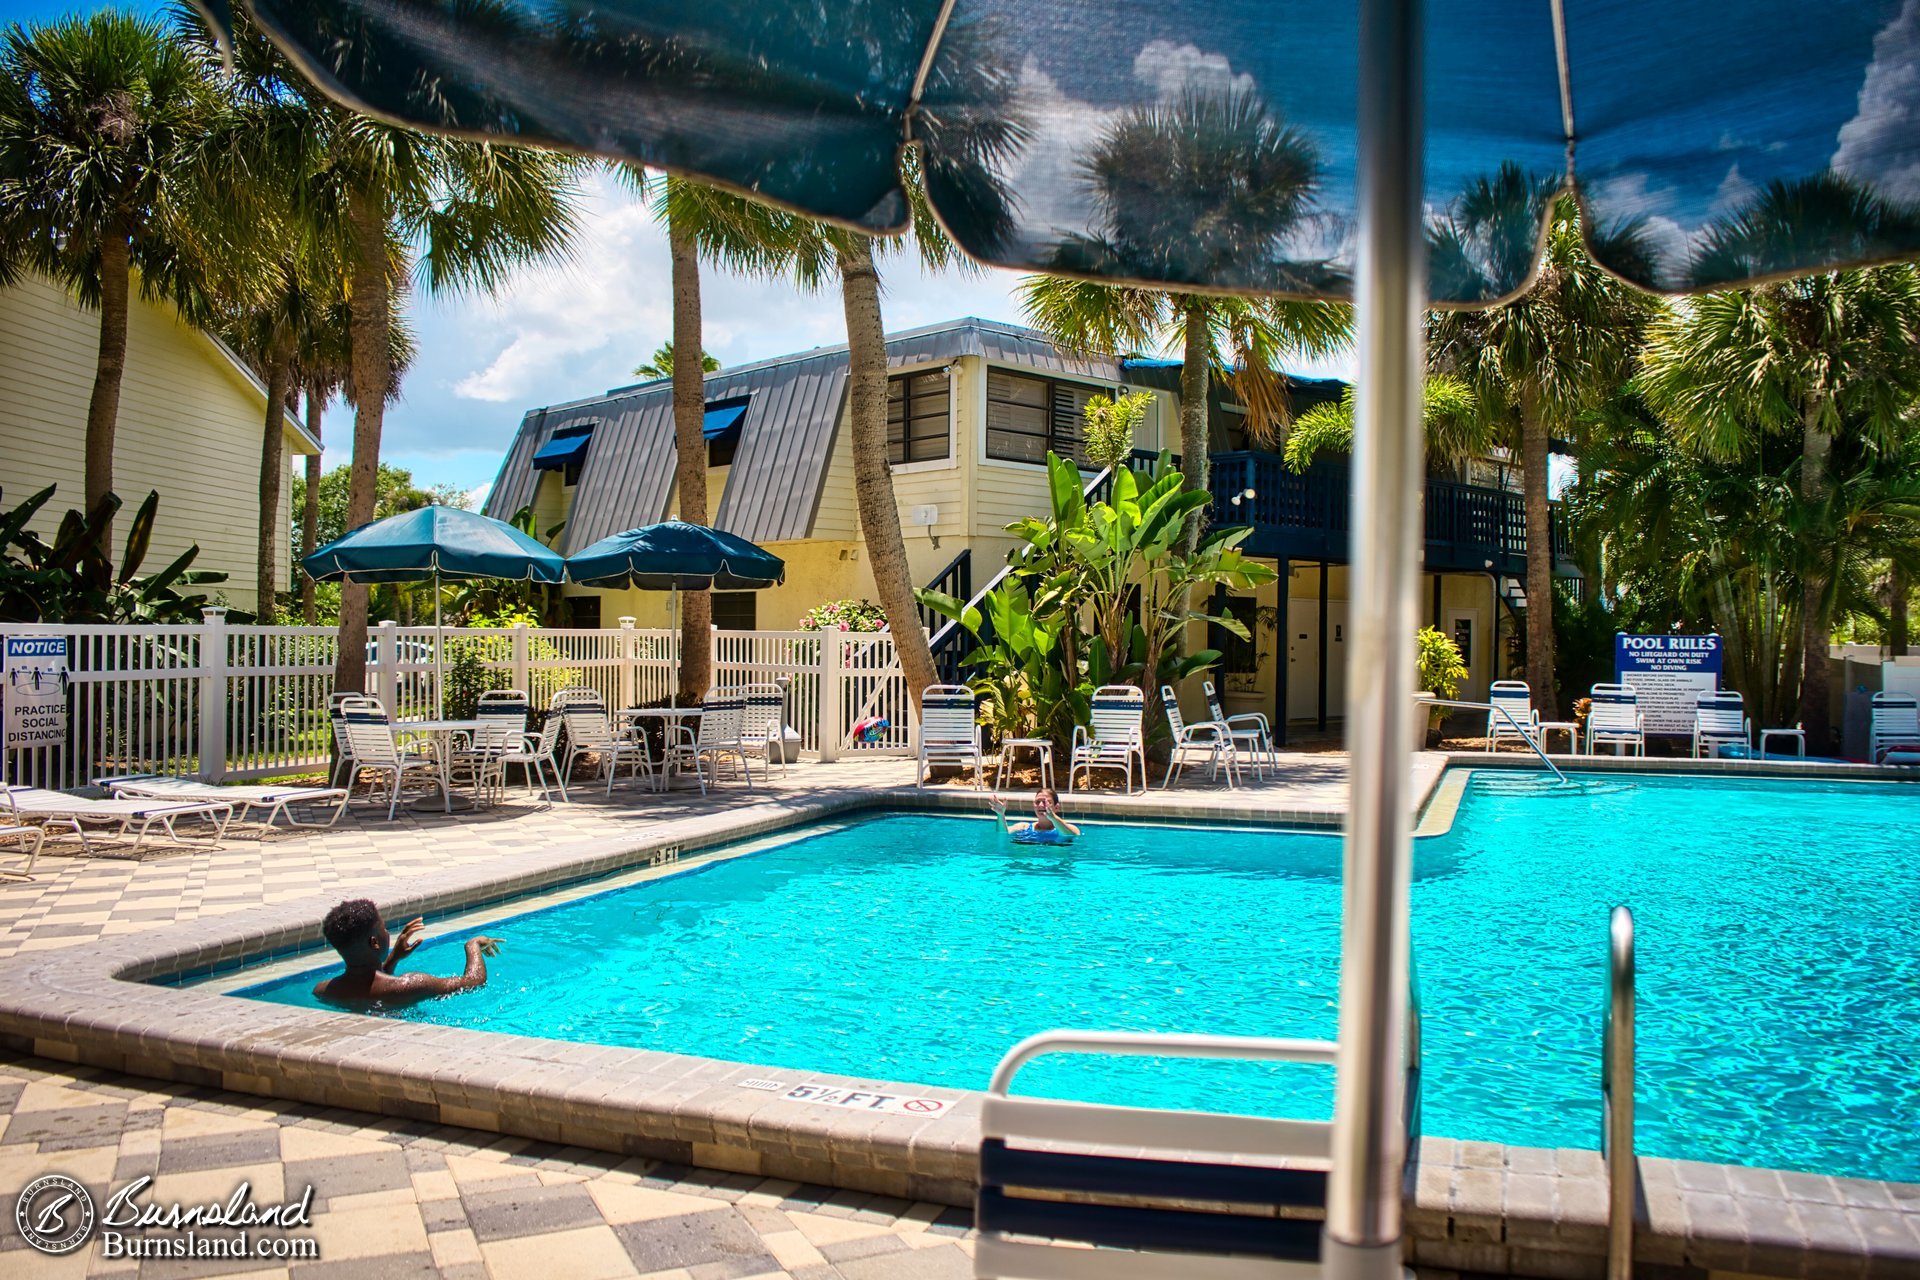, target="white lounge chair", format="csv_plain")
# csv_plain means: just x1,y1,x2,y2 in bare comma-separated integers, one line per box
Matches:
665,696,749,794
1692,690,1751,758
1486,680,1540,751
340,705,445,819
1203,679,1272,777
0,785,233,854
916,684,984,789
1583,683,1645,756
1162,683,1237,788
1067,685,1147,795
98,775,349,828
1,825,48,879
1869,691,1920,763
